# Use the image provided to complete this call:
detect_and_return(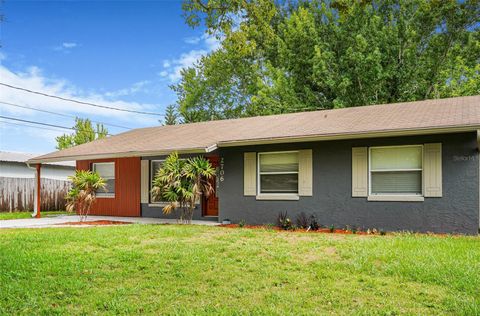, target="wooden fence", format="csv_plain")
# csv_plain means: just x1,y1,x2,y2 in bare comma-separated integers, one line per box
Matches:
0,177,71,212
